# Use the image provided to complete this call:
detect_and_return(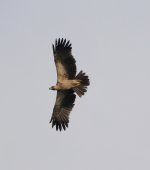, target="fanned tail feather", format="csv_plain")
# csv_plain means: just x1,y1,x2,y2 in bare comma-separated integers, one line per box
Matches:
73,71,90,97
